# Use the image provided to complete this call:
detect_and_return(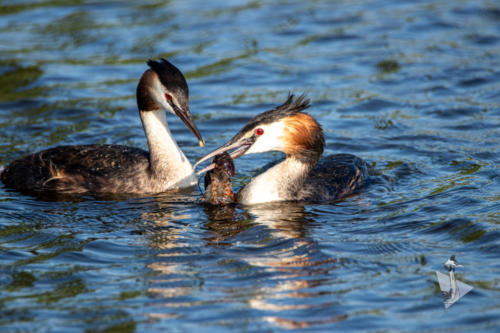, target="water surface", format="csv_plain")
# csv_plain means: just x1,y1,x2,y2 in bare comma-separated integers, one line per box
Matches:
1,0,499,331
